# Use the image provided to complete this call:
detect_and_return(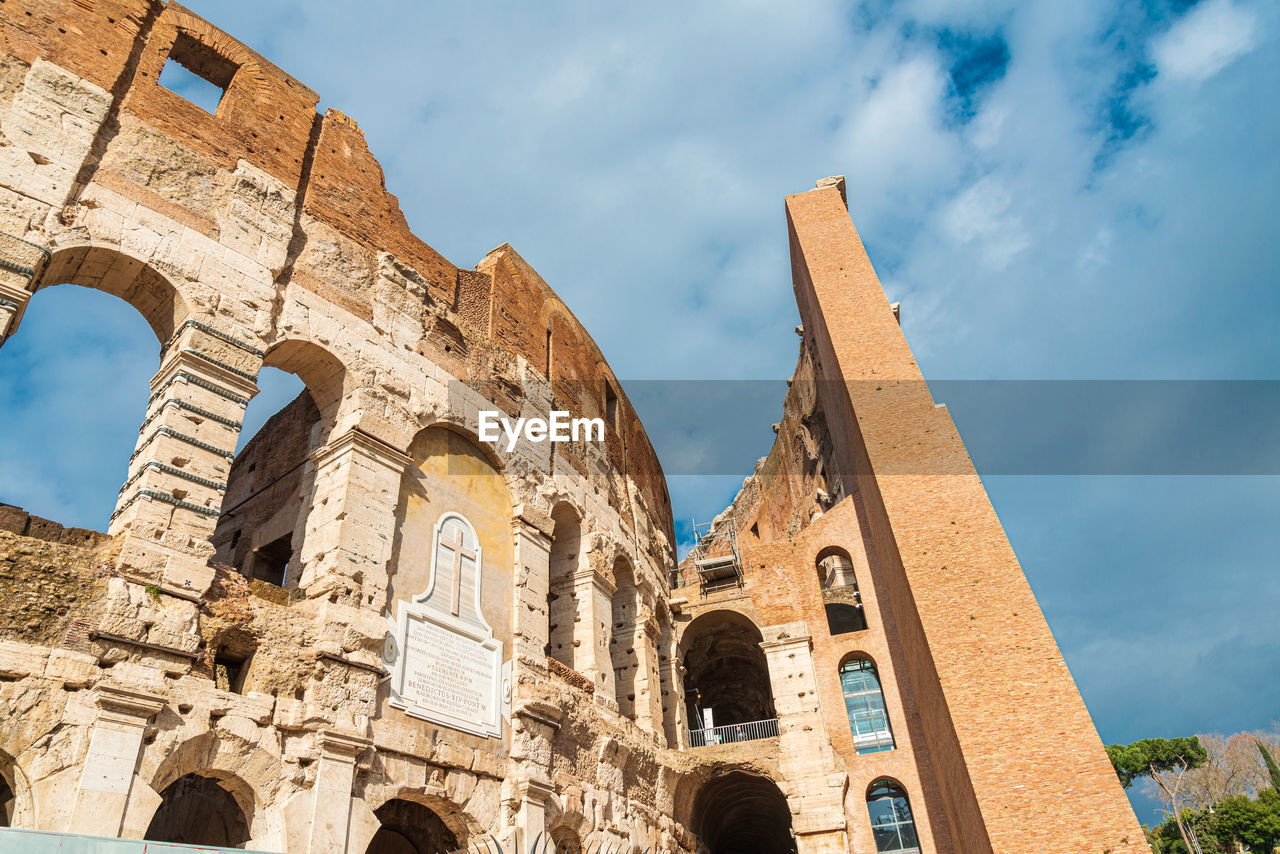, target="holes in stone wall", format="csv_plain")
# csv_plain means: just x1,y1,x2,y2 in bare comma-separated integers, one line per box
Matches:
211,632,255,694
158,32,238,115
